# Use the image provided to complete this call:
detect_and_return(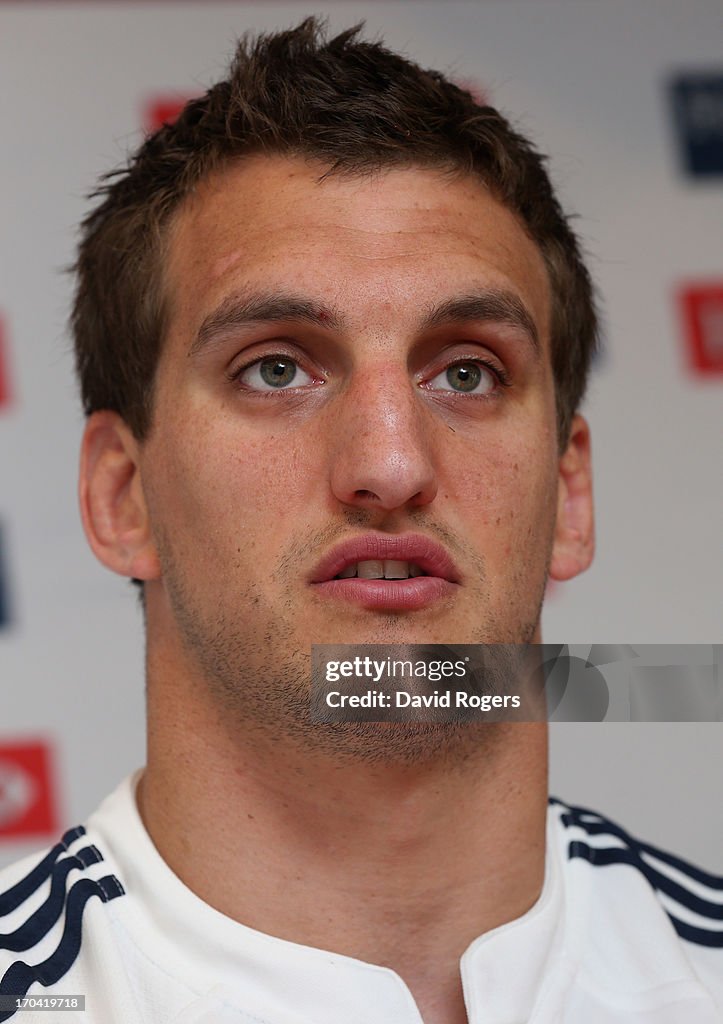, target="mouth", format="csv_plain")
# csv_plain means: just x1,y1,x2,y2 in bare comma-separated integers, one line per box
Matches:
333,560,427,580
309,534,460,611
